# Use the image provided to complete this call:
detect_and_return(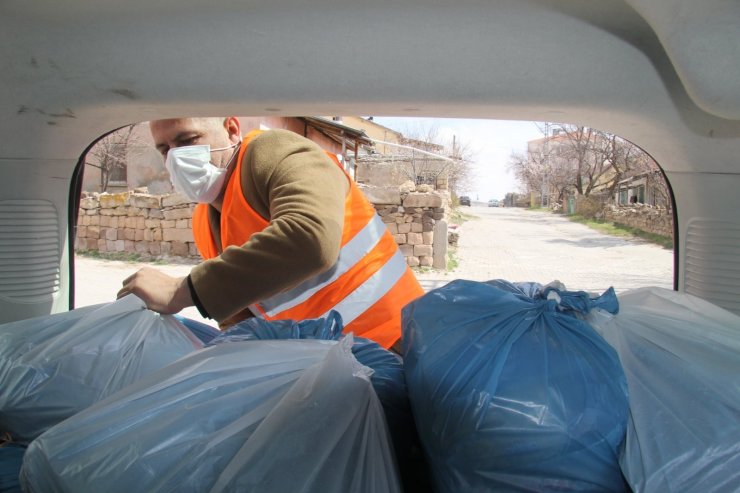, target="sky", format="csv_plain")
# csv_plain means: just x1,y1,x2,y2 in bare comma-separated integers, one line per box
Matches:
372,117,544,201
